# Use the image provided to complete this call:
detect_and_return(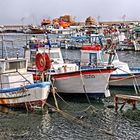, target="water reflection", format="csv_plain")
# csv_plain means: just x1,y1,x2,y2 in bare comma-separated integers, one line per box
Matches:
39,113,52,139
